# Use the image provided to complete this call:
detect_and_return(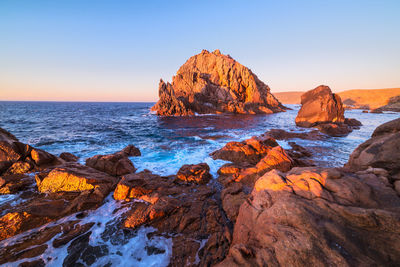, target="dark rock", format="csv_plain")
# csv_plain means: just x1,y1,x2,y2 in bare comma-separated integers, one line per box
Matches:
59,152,79,162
